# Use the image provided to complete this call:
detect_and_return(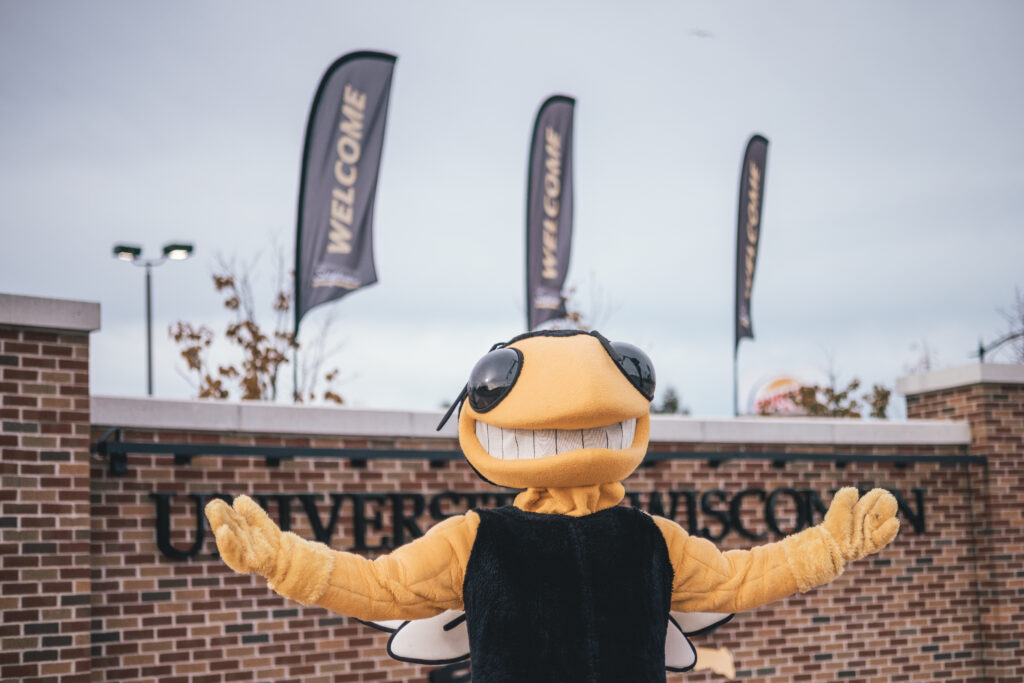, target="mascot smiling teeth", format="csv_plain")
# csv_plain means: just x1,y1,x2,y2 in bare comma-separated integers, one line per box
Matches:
472,418,637,460
206,330,900,682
